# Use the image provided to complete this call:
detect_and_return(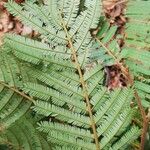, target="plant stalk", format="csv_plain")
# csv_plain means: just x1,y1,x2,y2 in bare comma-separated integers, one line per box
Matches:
62,19,100,150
